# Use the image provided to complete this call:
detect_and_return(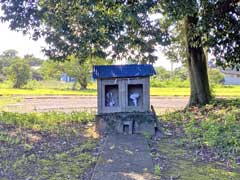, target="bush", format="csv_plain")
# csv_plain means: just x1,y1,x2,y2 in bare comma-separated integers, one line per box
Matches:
161,99,240,159
208,68,224,85
4,59,31,88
